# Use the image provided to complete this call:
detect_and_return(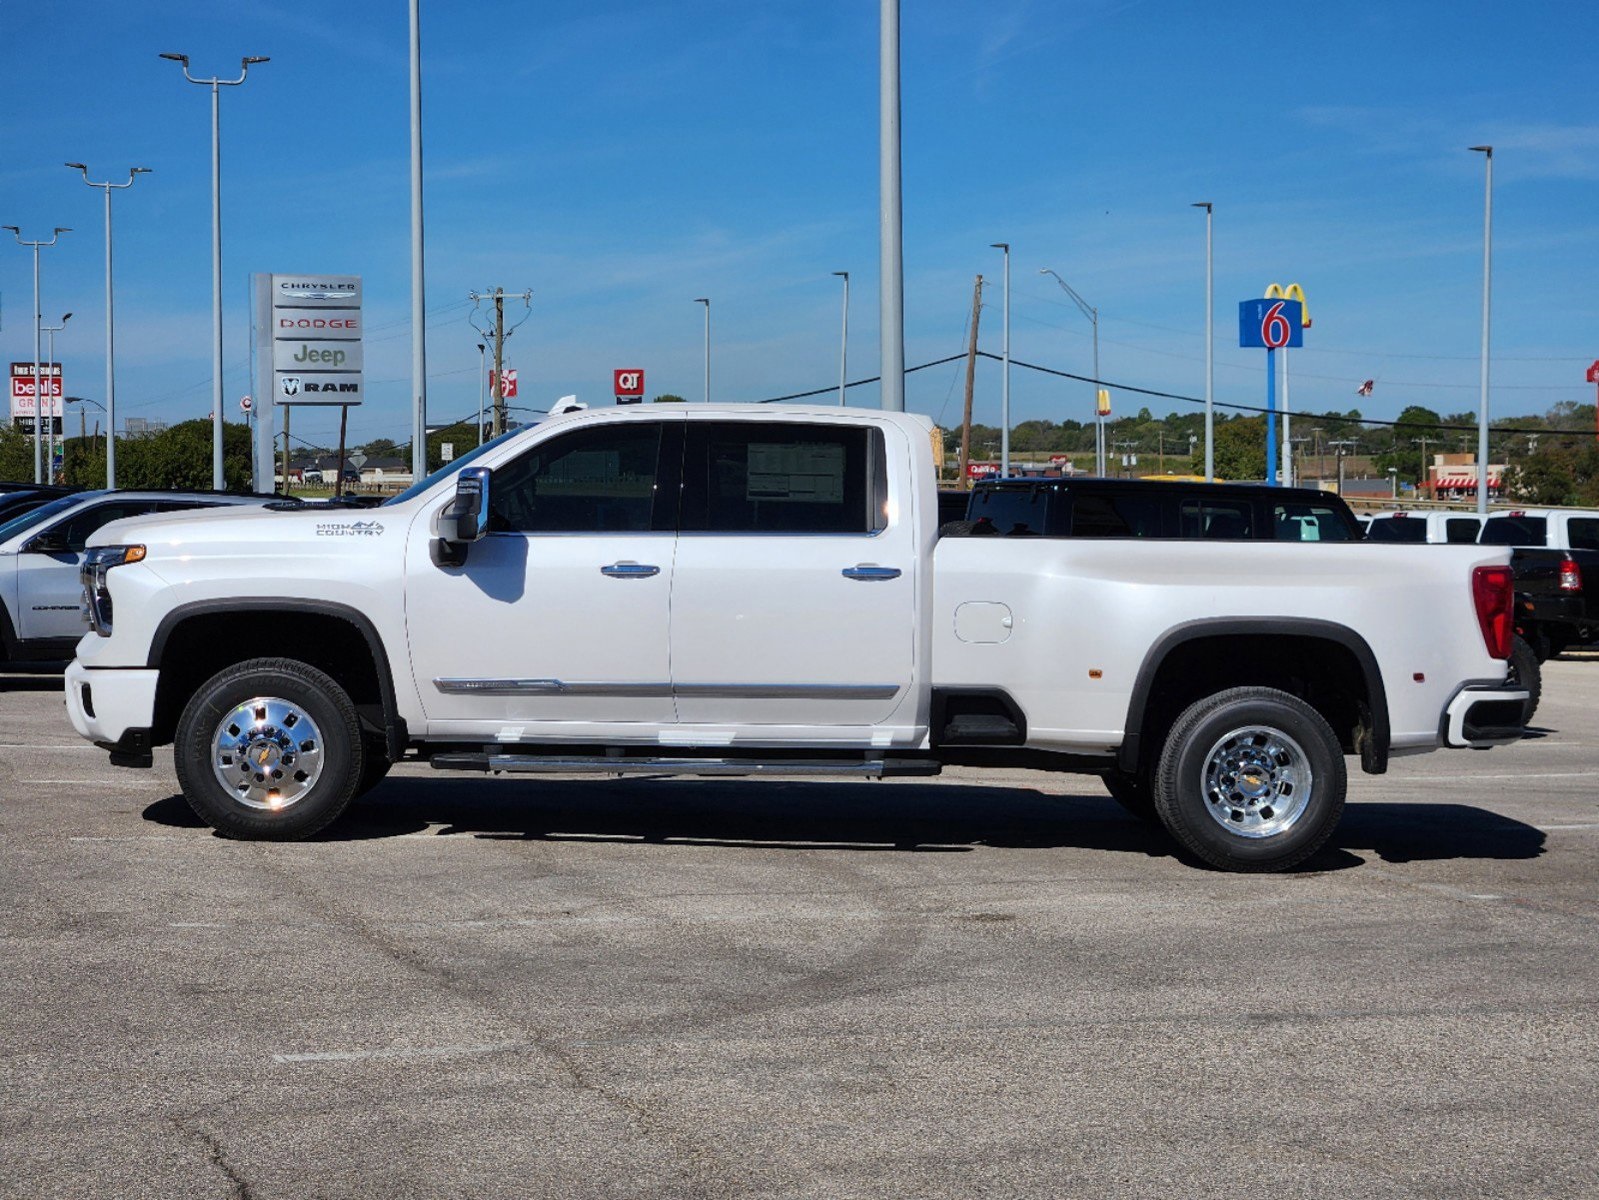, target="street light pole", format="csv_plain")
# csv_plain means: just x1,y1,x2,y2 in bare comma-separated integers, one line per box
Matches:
42,314,71,481
1039,268,1101,475
67,165,149,489
695,298,711,402
879,0,904,411
1192,203,1214,481
1470,145,1493,515
3,226,70,484
476,342,486,445
991,243,1010,476
832,271,849,406
161,52,267,490
408,0,427,483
